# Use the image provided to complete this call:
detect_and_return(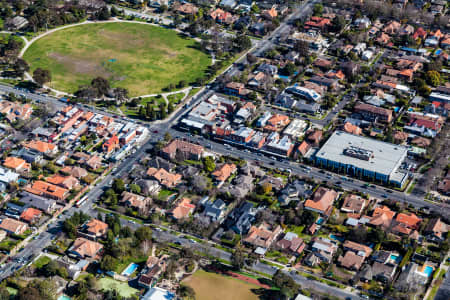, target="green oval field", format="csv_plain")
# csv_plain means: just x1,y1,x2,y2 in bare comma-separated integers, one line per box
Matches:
23,22,211,97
